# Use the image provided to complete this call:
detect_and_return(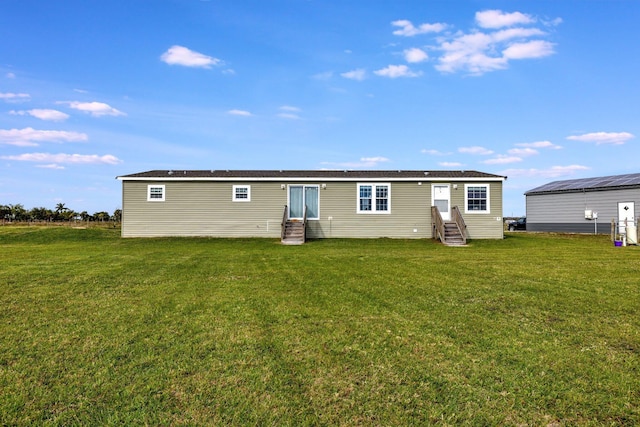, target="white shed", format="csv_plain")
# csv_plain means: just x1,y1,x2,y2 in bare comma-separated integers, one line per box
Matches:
525,173,640,234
